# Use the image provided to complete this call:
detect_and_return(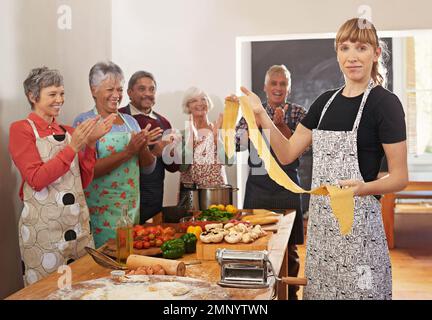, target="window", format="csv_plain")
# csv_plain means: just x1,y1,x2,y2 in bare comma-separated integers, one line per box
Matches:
405,35,432,157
